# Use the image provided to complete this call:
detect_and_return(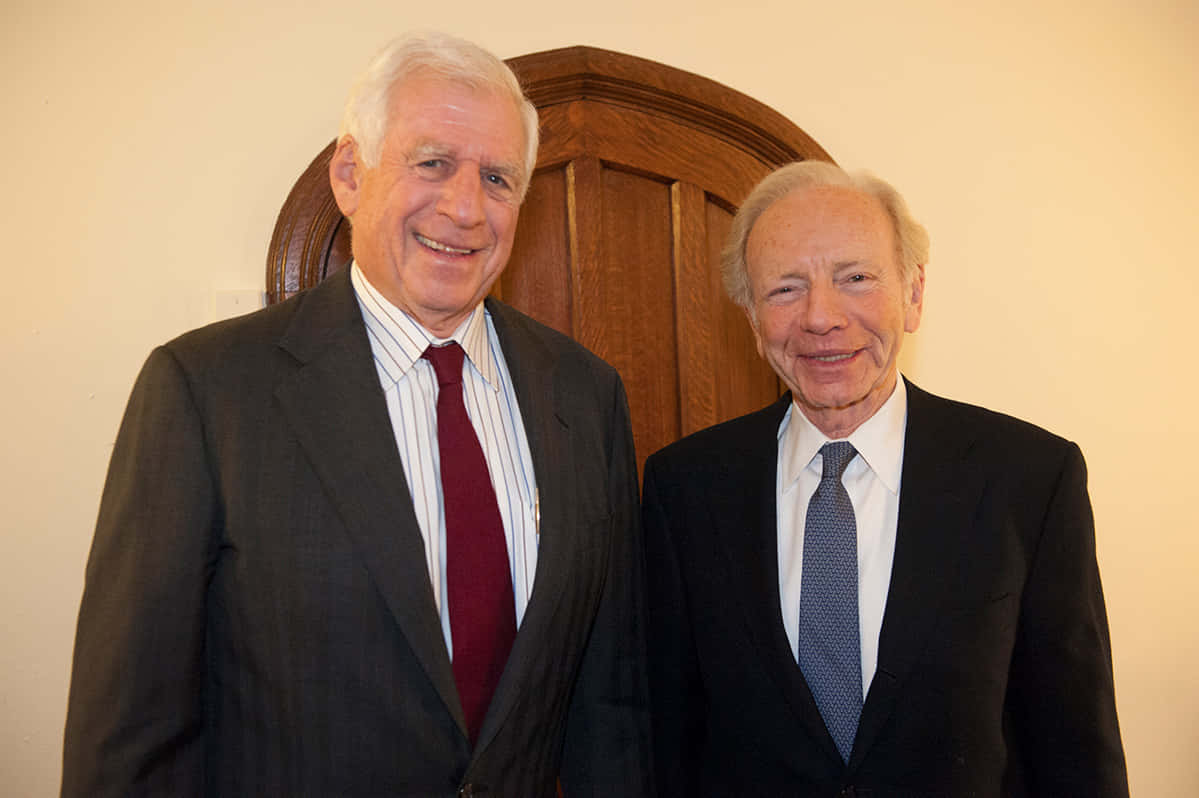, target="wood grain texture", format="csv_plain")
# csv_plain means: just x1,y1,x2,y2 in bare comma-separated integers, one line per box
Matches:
507,46,830,168
671,182,717,435
705,200,783,420
265,140,351,303
536,101,790,206
594,166,679,462
495,167,572,335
